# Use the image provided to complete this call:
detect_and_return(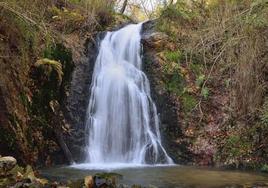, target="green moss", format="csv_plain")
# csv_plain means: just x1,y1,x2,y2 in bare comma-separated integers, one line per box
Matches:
181,93,197,113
